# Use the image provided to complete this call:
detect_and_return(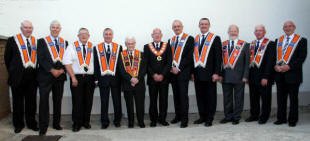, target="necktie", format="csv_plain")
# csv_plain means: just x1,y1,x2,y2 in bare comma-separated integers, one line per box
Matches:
174,36,179,54
129,51,133,66
255,40,260,54
106,45,111,62
199,35,206,53
283,37,290,54
156,43,159,50
54,39,60,53
26,39,31,57
229,40,234,55
82,45,86,60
